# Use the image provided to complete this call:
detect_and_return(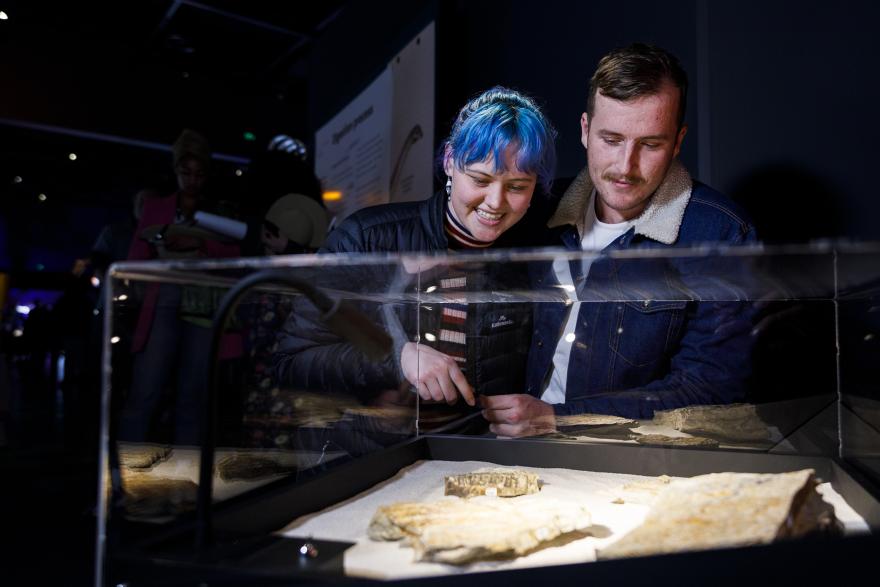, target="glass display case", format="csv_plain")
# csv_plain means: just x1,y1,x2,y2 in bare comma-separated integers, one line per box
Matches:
96,243,880,585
